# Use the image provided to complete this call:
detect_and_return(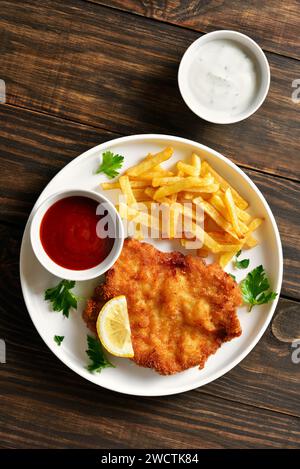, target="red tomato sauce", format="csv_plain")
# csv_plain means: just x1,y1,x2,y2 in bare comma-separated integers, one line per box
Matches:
40,196,114,270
